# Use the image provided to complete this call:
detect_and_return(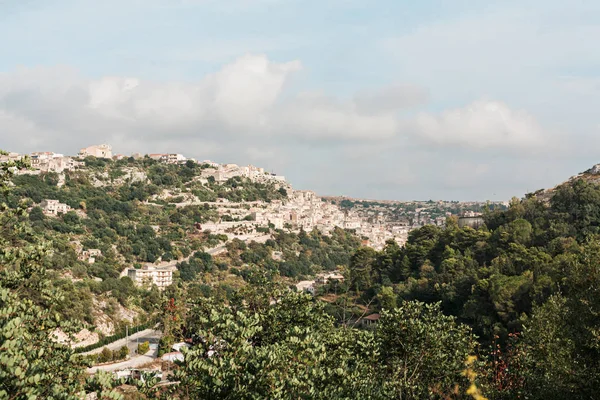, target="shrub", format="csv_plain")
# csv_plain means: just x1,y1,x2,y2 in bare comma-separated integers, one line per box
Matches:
138,341,150,355
118,345,129,360
98,347,113,363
